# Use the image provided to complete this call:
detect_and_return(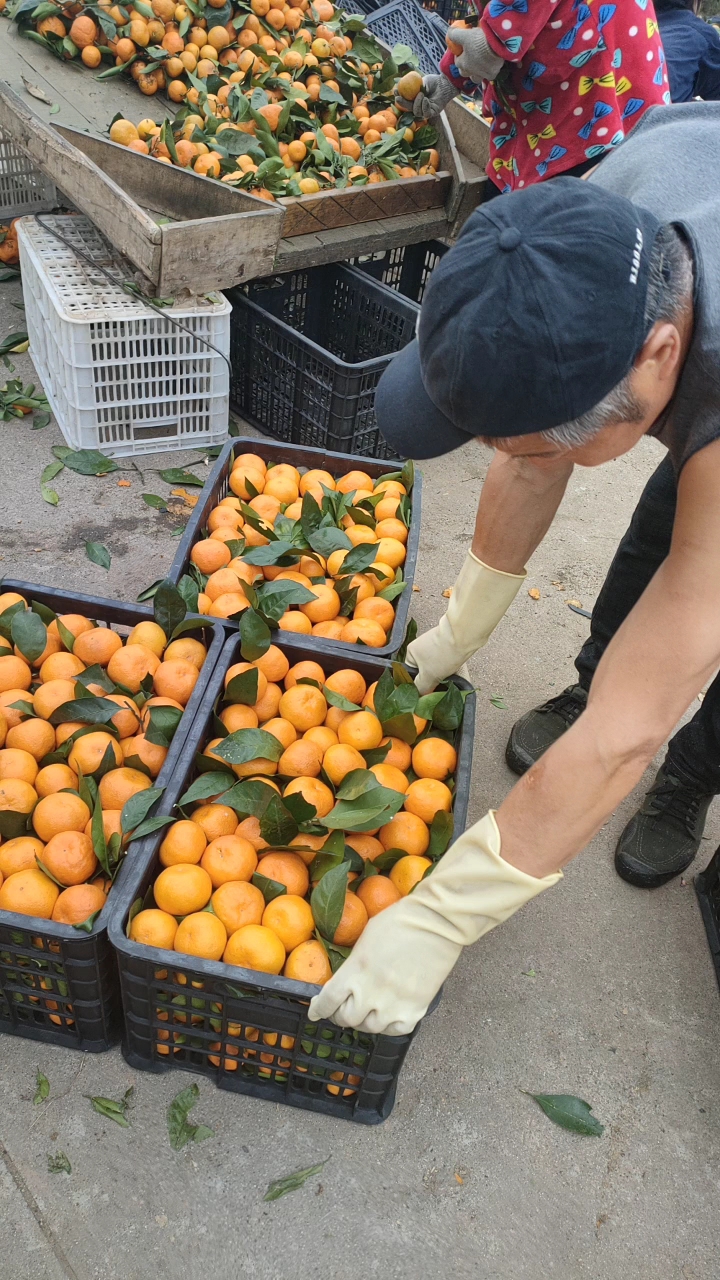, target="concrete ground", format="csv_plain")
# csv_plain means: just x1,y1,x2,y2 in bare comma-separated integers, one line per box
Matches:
2,252,720,1280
